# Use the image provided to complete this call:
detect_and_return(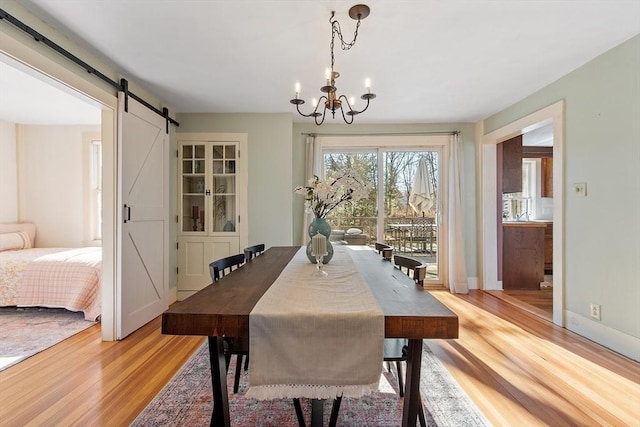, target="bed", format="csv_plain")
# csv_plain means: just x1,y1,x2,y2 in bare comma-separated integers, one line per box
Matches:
0,223,102,321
